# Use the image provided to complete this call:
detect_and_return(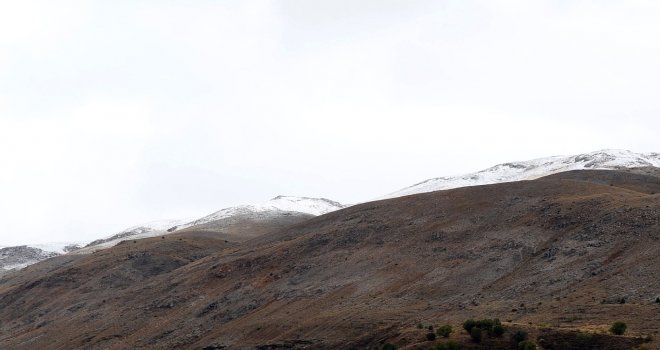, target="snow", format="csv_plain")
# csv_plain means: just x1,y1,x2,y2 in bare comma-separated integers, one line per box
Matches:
72,219,188,253
75,197,346,252
383,149,660,199
27,242,84,254
265,196,345,216
177,196,346,230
